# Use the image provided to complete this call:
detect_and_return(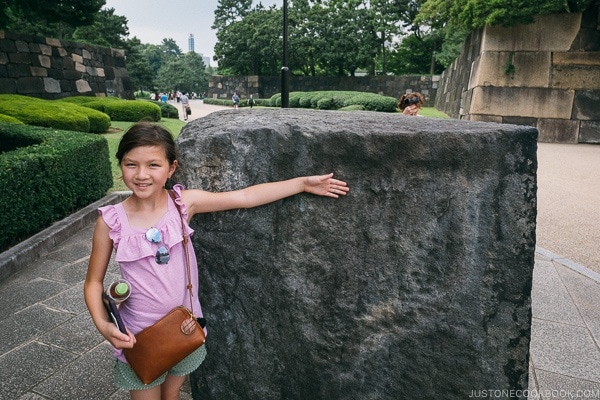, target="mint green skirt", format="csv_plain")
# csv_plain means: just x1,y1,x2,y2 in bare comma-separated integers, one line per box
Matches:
114,345,206,391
